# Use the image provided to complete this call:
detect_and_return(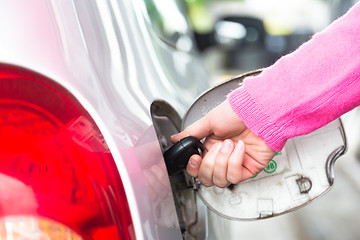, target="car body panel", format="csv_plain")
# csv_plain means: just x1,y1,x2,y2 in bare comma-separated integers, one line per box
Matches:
0,0,209,239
